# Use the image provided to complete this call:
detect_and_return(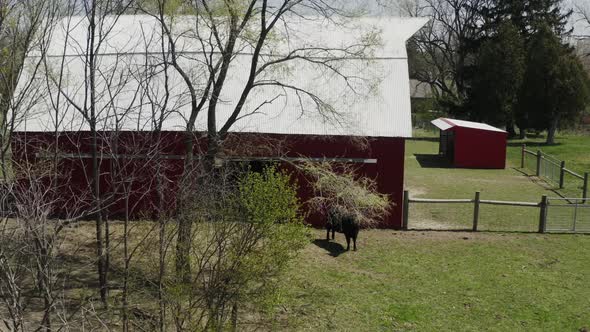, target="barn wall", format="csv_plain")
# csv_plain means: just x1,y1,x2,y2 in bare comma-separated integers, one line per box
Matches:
11,132,406,229
453,128,507,169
